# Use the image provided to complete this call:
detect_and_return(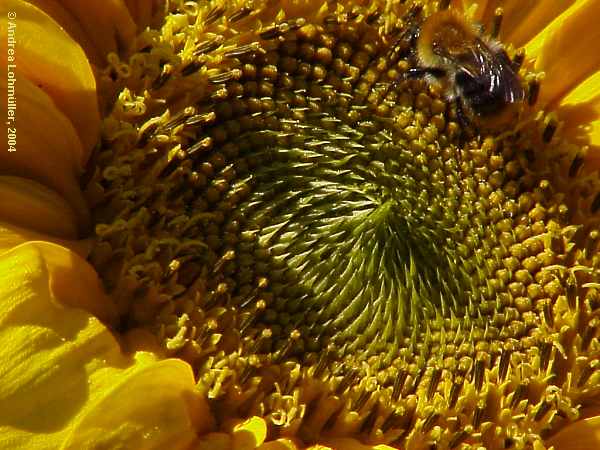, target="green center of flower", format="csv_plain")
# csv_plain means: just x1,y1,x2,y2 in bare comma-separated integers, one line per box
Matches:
89,1,600,447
